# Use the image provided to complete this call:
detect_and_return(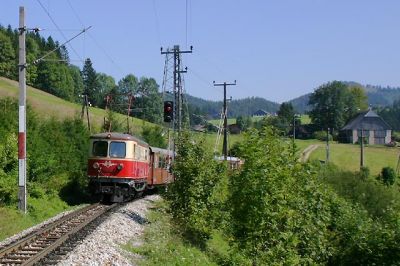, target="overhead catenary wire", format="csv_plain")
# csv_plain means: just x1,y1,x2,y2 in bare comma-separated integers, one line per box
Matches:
32,26,91,65
66,0,86,59
86,32,126,78
186,66,224,98
65,0,126,78
66,0,85,27
36,0,83,63
152,0,162,47
185,0,188,49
